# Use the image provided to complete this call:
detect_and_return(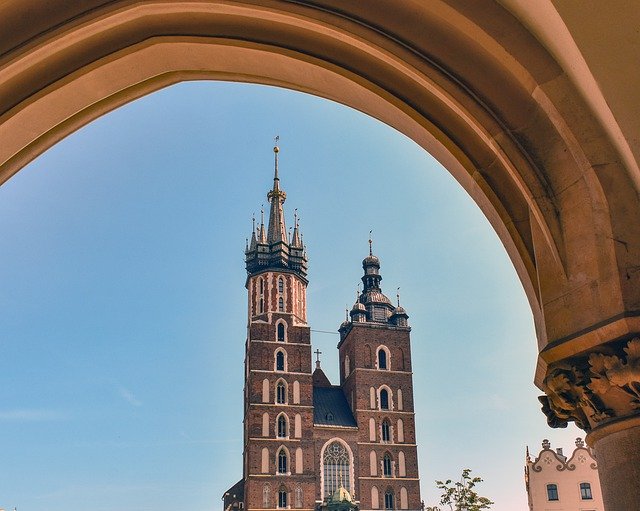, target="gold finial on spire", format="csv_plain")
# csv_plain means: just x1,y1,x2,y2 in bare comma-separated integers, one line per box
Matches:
368,230,373,255
397,287,400,307
252,213,256,232
273,135,280,180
